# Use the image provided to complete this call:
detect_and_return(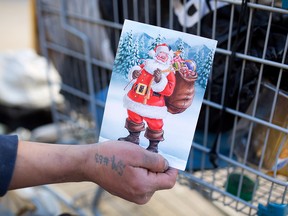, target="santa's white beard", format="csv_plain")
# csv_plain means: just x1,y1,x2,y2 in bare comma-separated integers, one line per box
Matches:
144,58,171,75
